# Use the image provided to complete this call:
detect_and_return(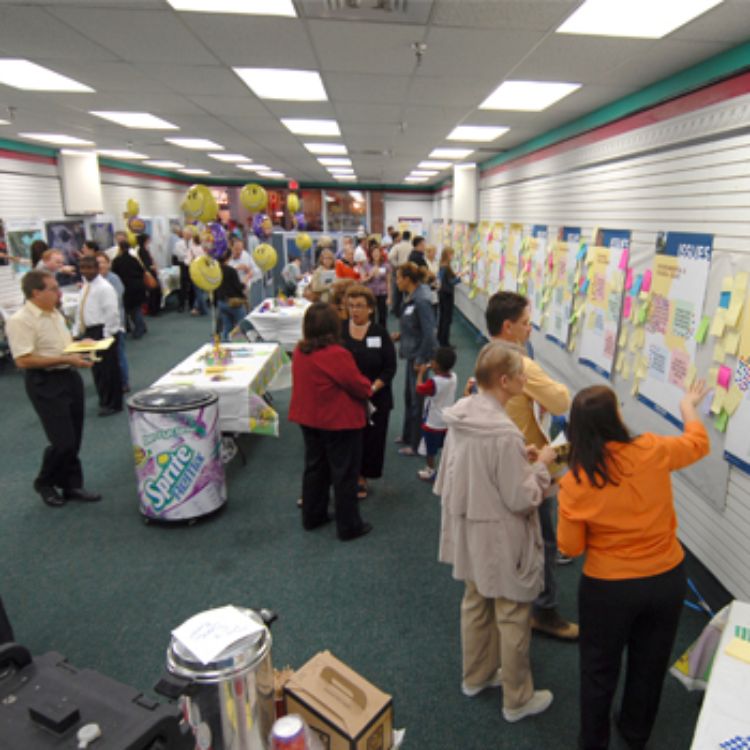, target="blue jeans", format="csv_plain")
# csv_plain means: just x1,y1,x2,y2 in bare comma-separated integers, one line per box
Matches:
217,301,246,341
192,286,209,315
116,331,129,388
533,495,558,612
127,305,146,339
